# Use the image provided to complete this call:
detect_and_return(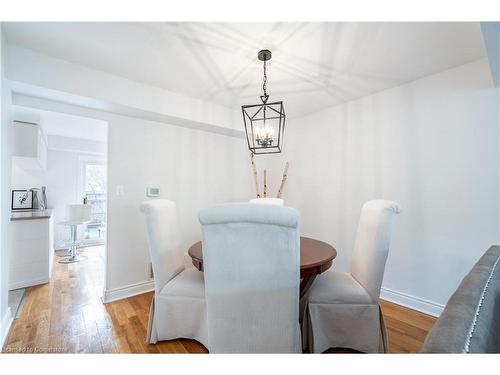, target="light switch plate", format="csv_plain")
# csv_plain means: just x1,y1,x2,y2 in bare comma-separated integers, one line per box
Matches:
146,186,160,197
116,185,125,196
